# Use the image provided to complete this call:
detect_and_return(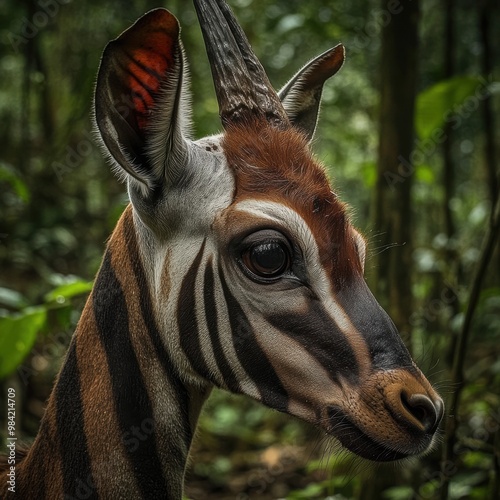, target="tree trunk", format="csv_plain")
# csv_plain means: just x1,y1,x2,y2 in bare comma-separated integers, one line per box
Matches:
442,0,456,242
478,0,499,285
479,0,498,211
363,2,420,497
371,0,420,344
